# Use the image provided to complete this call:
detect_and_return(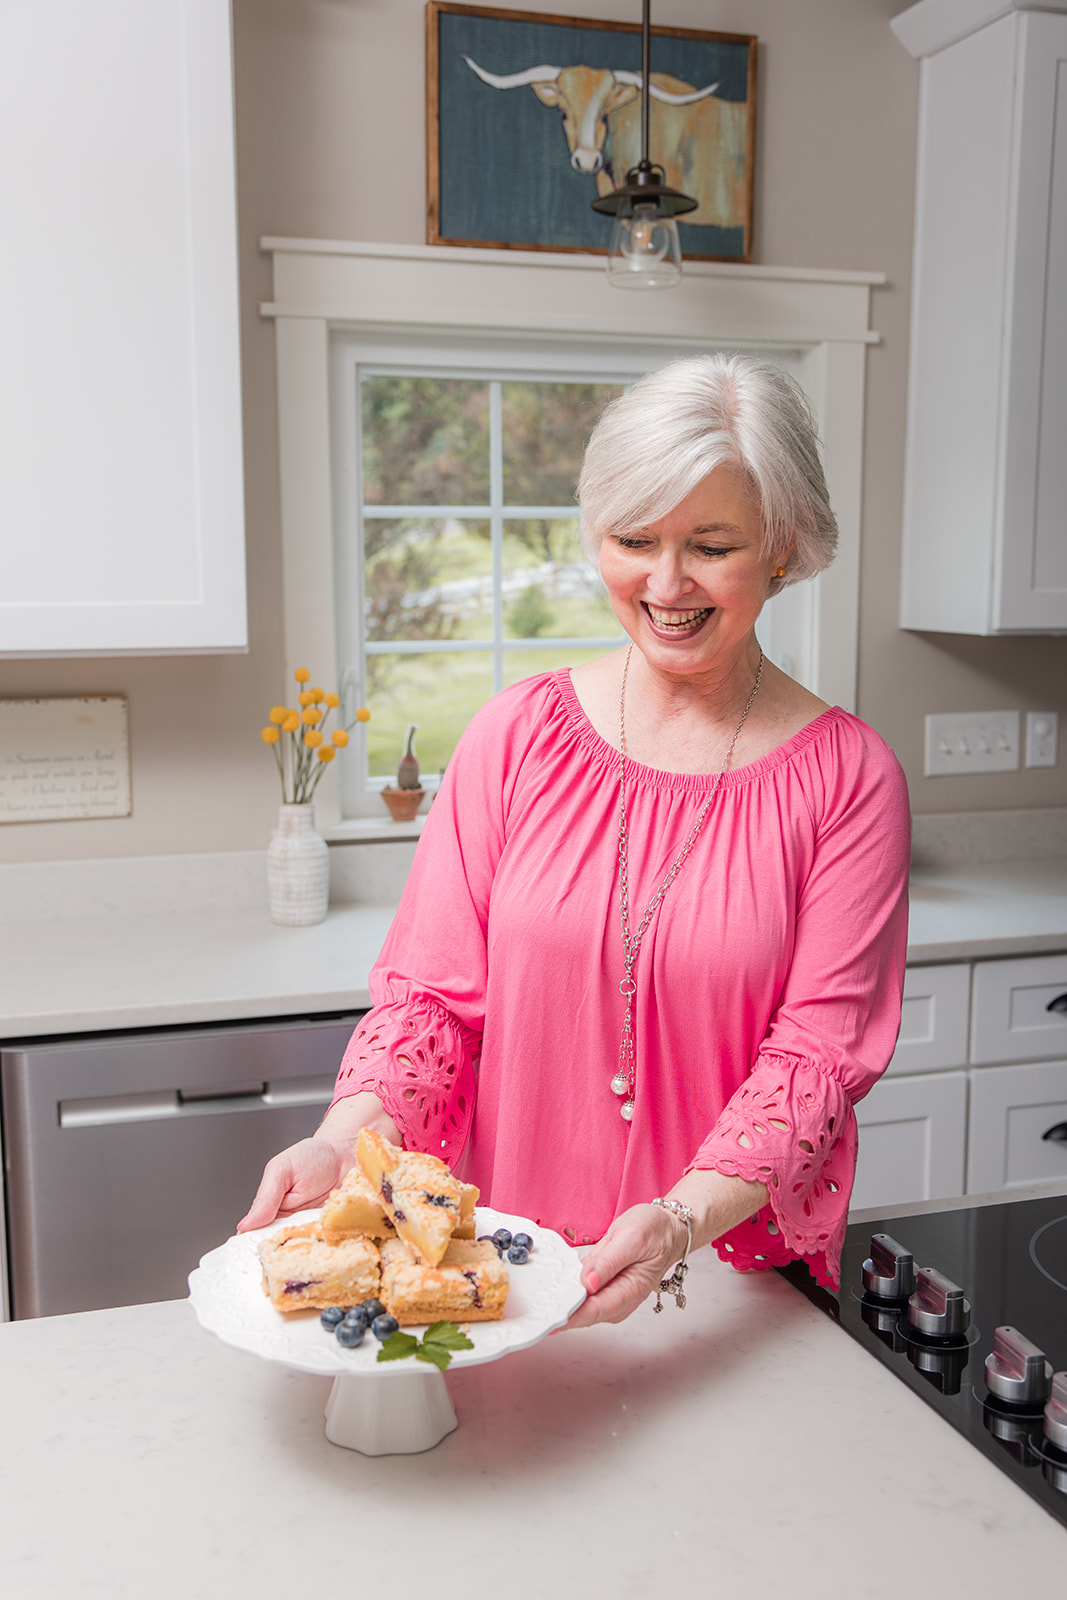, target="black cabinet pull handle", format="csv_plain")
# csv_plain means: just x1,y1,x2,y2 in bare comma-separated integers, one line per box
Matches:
1047,992,1067,1015
1043,1122,1067,1144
